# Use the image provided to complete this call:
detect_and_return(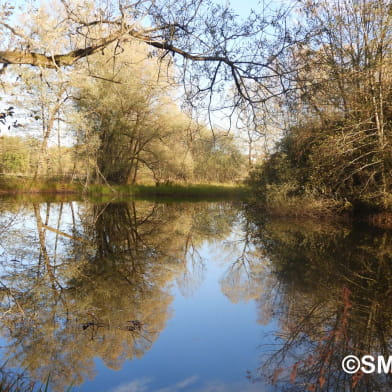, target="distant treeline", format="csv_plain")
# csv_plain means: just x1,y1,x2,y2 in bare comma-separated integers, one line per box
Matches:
0,131,246,185
0,135,74,178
